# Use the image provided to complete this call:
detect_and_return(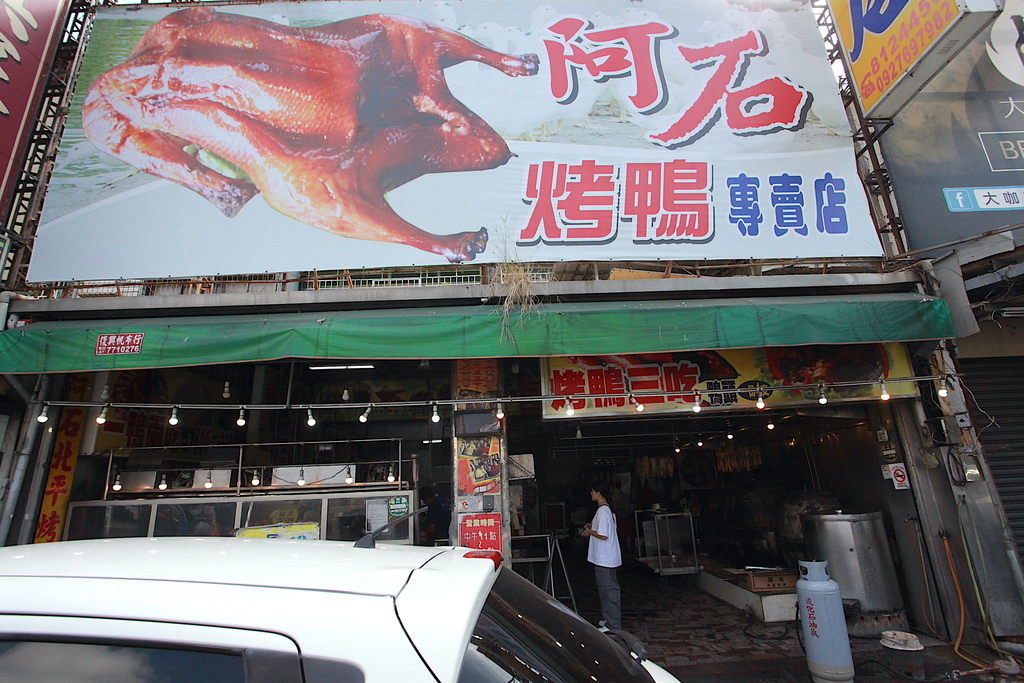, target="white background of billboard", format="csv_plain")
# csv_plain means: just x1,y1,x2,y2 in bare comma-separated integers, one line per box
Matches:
28,0,882,281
